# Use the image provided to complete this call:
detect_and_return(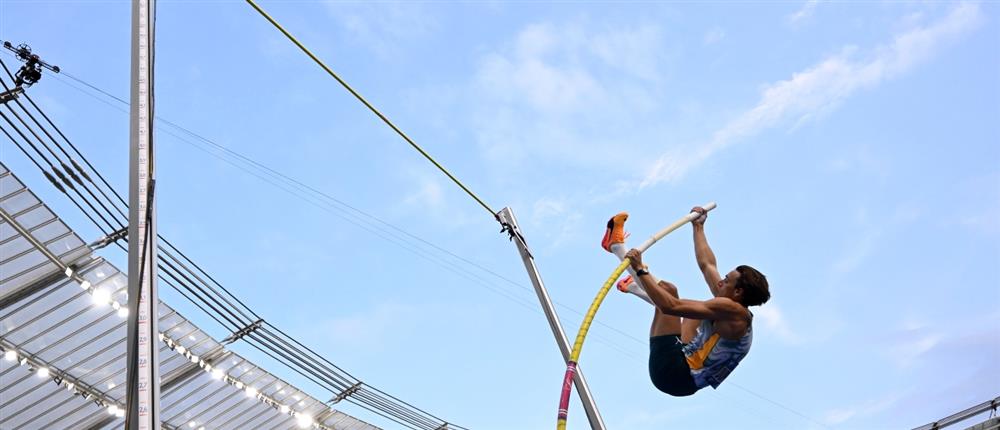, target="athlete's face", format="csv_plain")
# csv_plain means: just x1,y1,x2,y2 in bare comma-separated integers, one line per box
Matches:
717,269,742,299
